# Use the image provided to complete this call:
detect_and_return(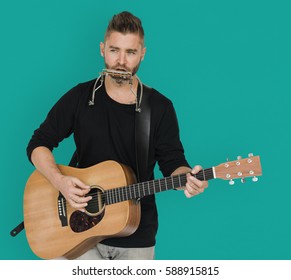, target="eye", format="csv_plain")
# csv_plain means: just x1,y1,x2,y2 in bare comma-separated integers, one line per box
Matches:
127,50,137,55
